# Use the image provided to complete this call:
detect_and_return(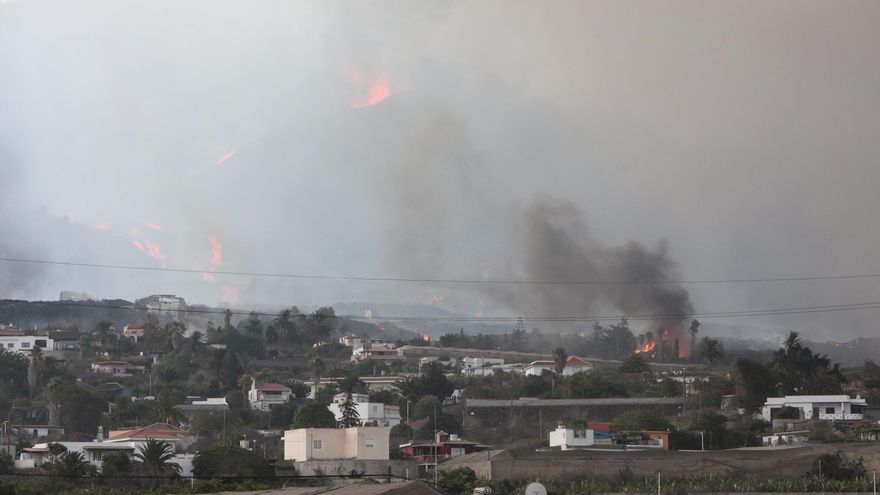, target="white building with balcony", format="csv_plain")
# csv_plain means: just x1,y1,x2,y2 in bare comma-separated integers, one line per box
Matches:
248,380,292,411
761,395,867,422
328,393,401,427
548,423,594,450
